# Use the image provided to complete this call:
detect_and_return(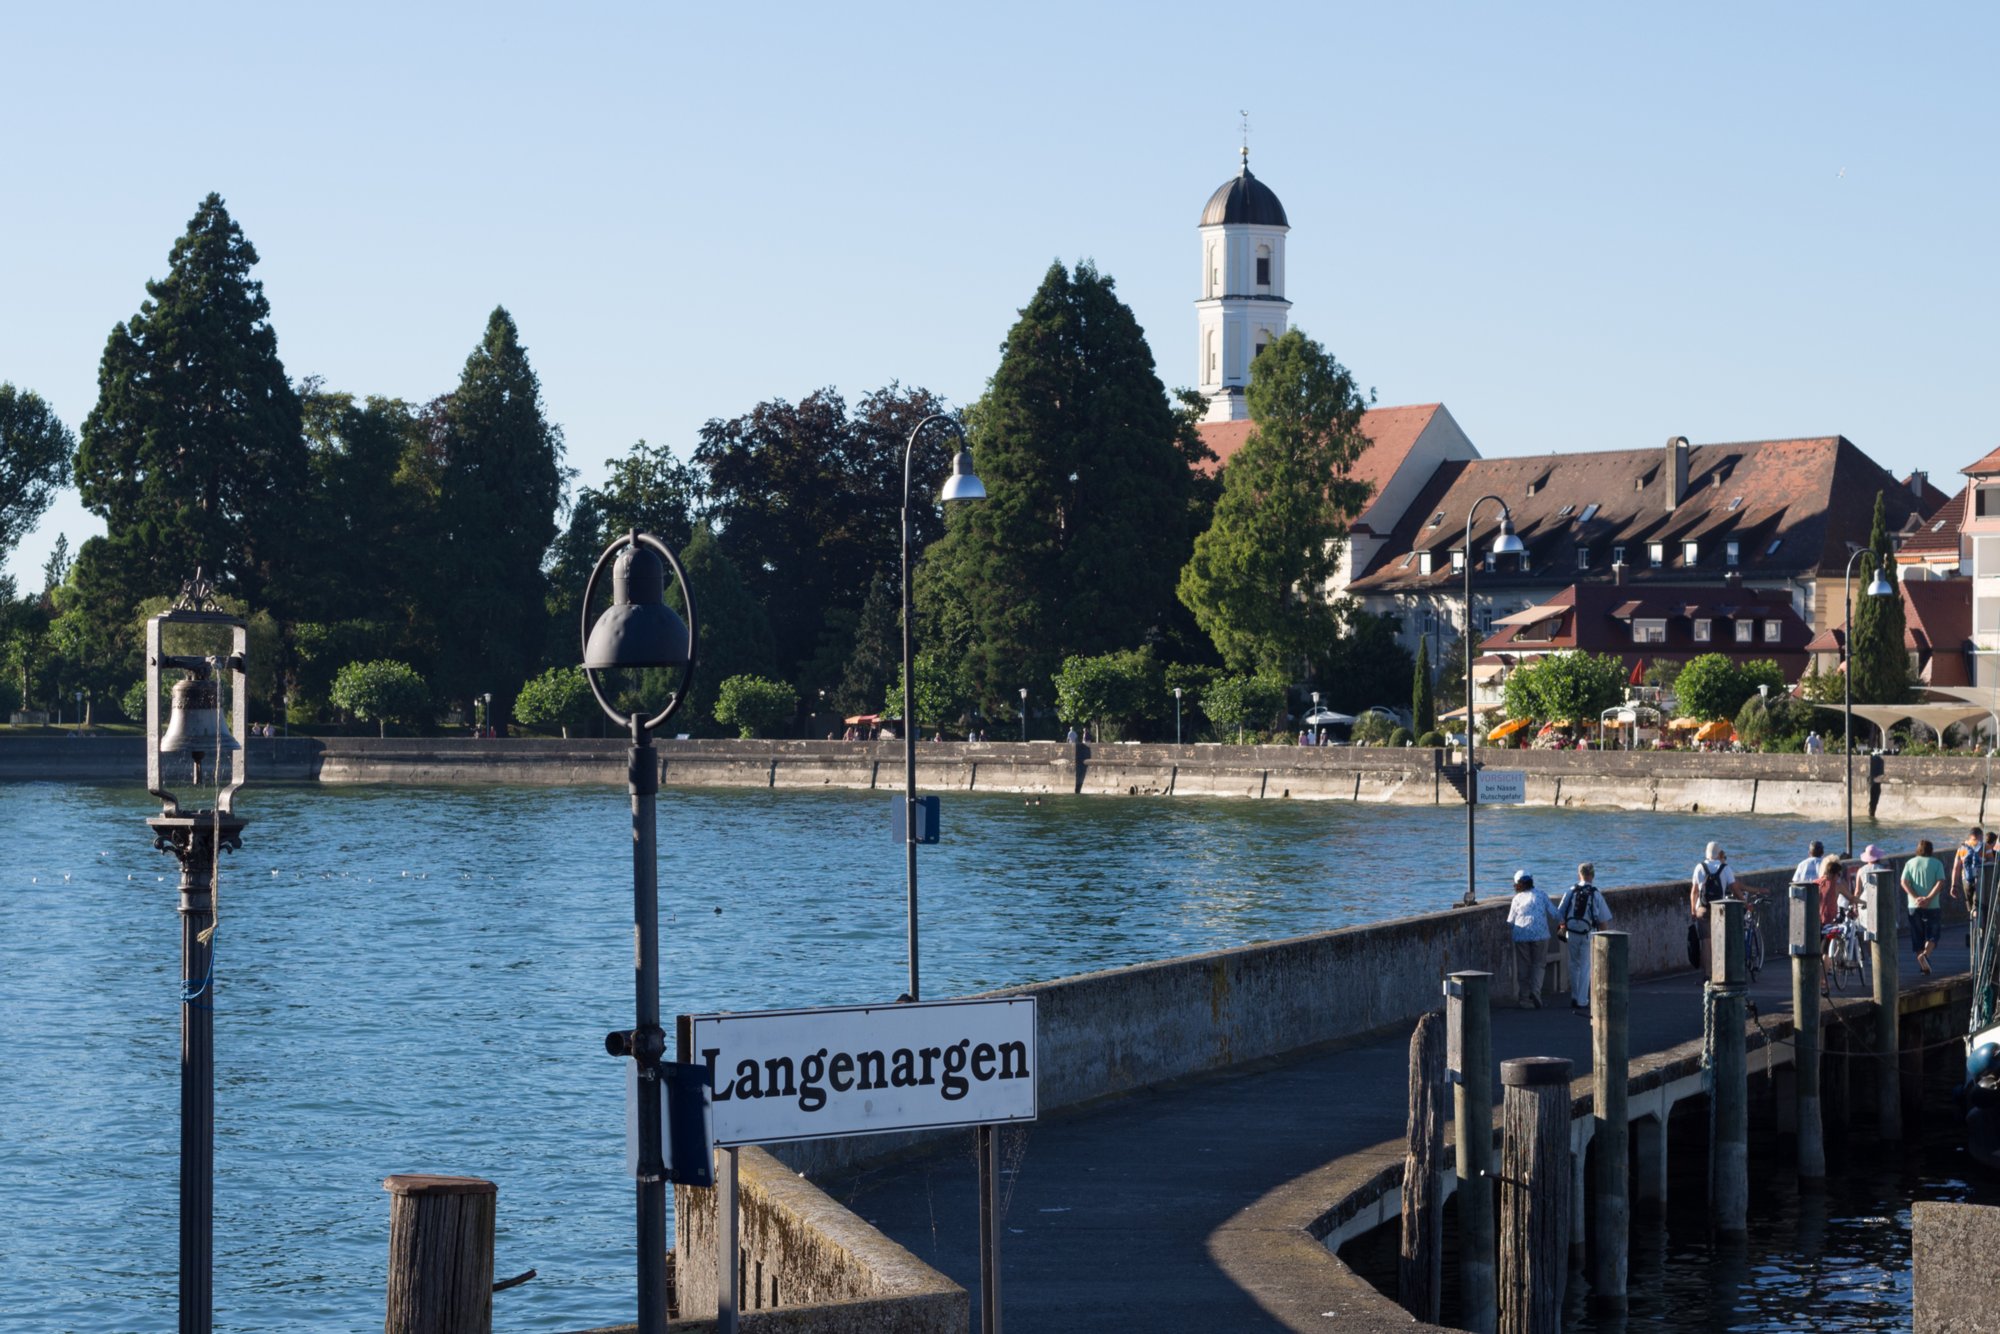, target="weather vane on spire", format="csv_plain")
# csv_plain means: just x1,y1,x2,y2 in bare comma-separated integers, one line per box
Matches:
1239,110,1251,168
